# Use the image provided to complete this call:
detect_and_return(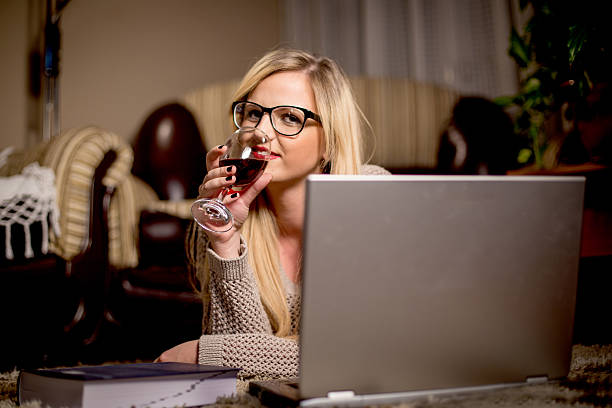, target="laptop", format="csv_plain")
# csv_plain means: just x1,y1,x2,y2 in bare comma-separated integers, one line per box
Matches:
249,175,585,407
